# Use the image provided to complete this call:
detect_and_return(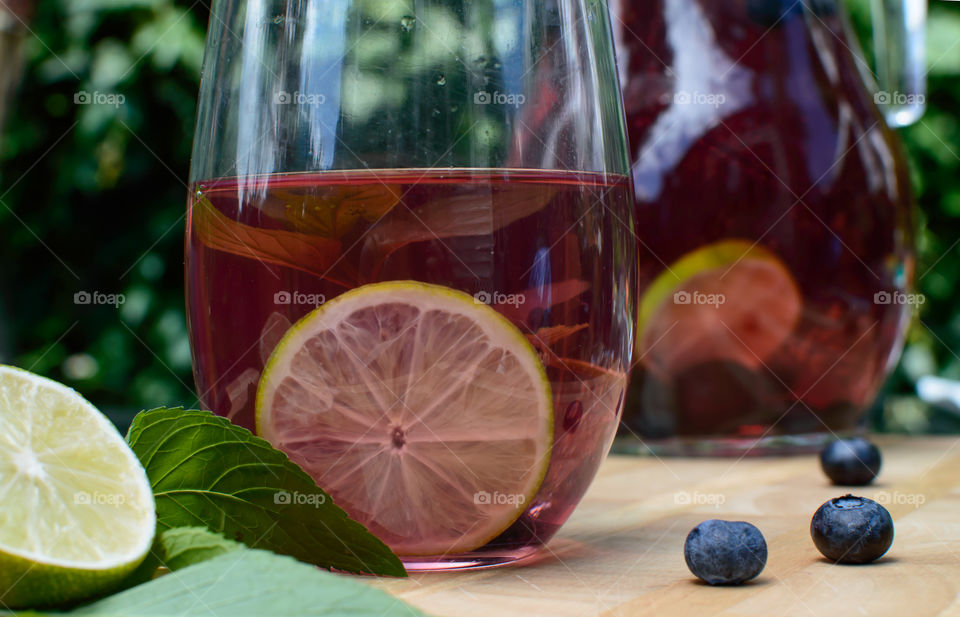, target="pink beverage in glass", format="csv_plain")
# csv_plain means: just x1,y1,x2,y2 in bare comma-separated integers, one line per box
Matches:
186,168,634,567
611,0,916,454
